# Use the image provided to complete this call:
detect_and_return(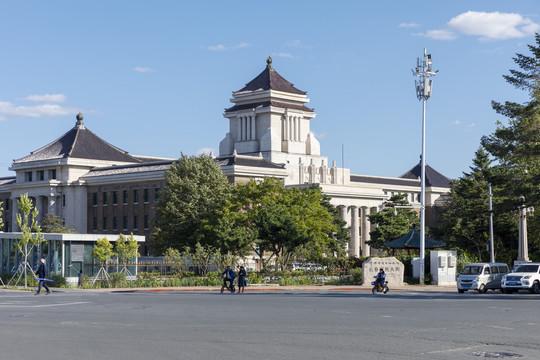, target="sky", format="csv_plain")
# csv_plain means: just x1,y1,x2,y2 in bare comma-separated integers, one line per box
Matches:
0,1,539,180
